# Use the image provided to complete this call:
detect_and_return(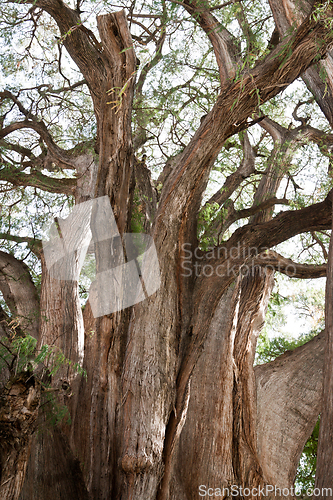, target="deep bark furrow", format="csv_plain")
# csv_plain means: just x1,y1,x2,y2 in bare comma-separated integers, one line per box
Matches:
166,284,240,499
232,269,271,492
